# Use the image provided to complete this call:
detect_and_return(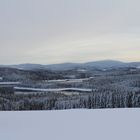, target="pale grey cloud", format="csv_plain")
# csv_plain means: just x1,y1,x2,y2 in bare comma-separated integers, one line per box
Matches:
0,0,140,64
